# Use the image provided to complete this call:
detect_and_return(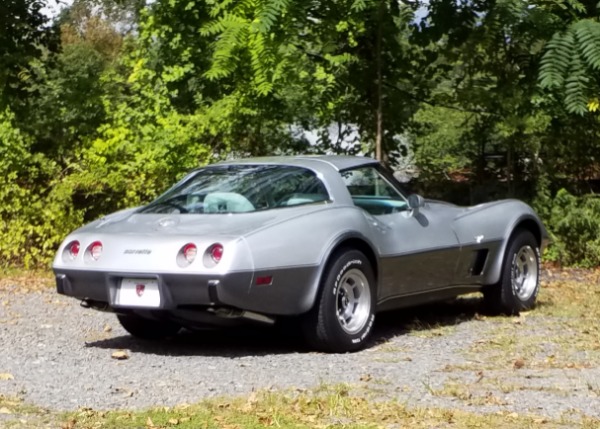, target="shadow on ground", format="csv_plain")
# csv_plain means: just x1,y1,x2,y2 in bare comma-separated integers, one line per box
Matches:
86,295,486,357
